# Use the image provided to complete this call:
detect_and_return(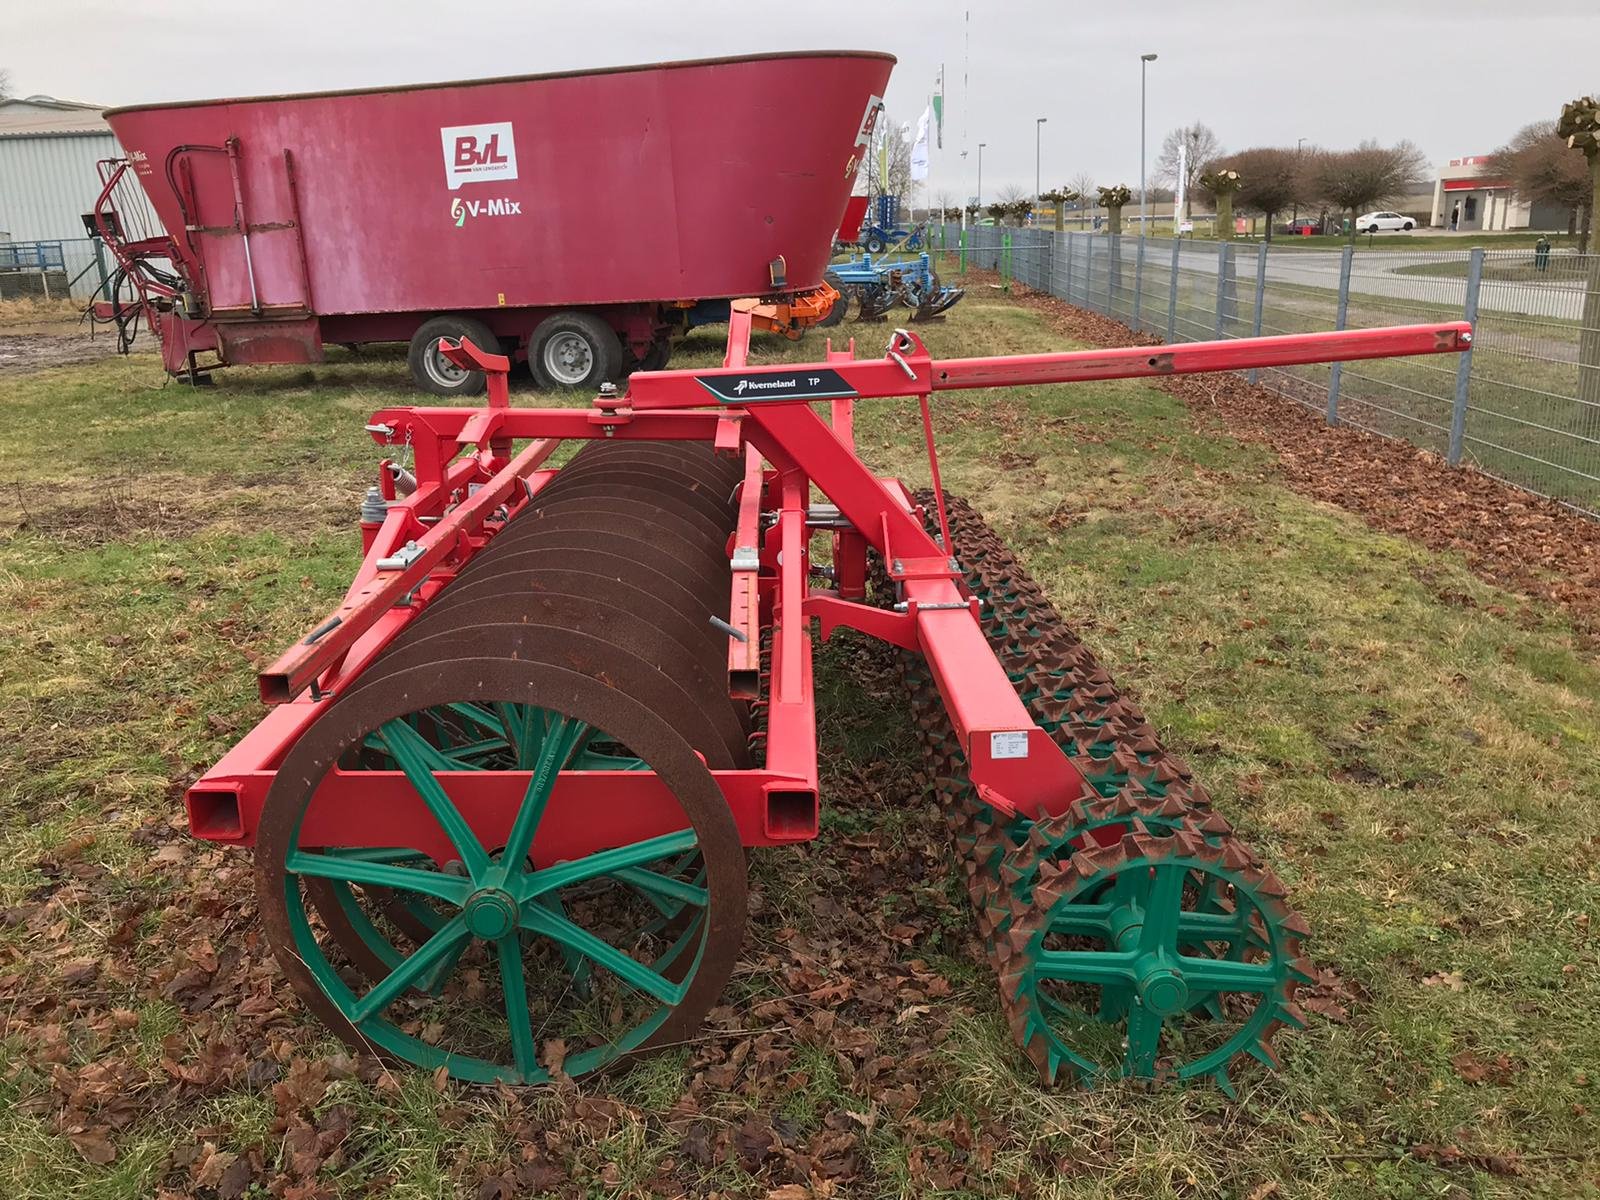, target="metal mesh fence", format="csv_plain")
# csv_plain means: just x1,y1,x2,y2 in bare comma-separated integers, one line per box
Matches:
0,237,110,302
932,224,1600,517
